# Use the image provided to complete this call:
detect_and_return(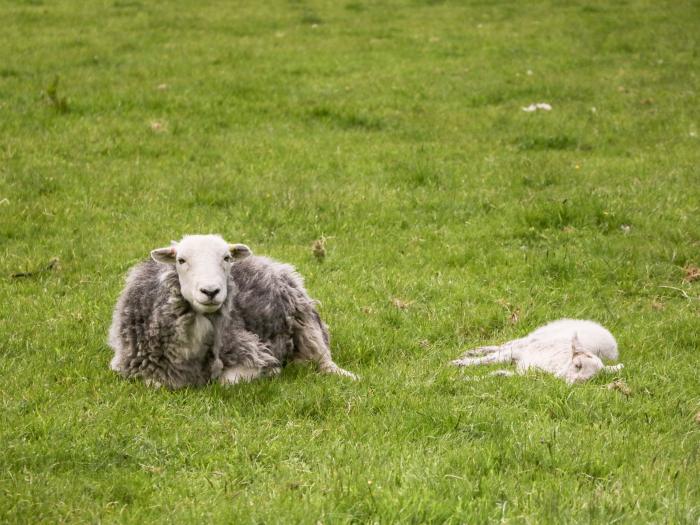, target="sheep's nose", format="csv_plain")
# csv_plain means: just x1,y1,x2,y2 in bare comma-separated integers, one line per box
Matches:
200,287,221,299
